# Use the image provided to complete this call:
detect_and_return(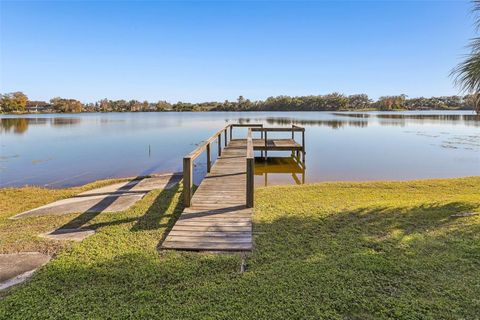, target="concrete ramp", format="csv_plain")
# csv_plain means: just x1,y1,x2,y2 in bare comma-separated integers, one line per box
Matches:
11,174,181,219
